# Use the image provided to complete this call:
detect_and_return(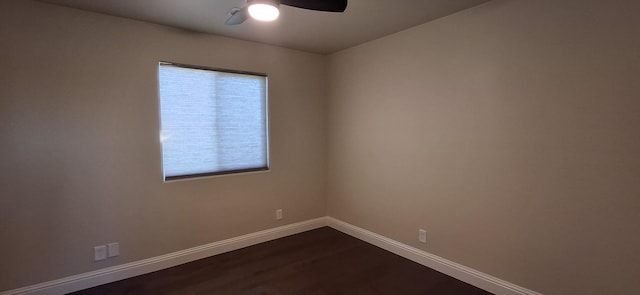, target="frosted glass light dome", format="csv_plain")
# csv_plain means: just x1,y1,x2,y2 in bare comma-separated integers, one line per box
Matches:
248,2,280,22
